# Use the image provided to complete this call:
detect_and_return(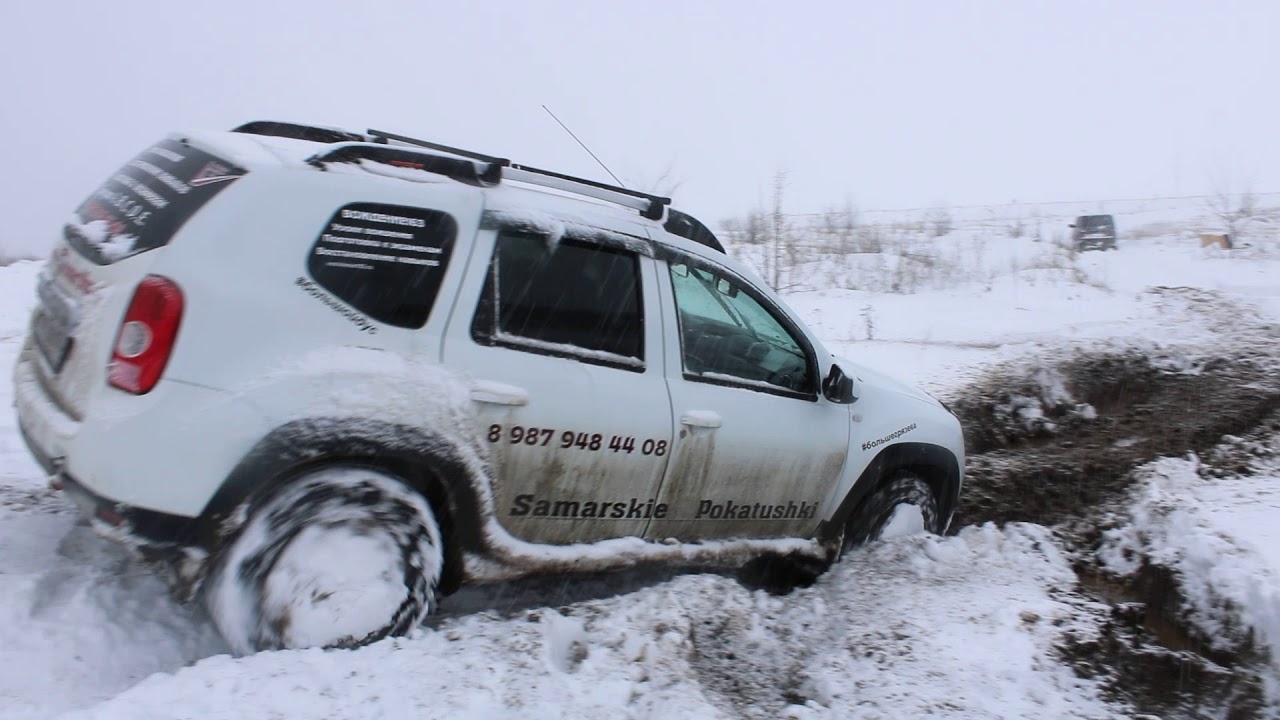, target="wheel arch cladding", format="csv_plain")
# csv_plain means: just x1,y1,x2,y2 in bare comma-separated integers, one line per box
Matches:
197,417,488,596
825,441,962,542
